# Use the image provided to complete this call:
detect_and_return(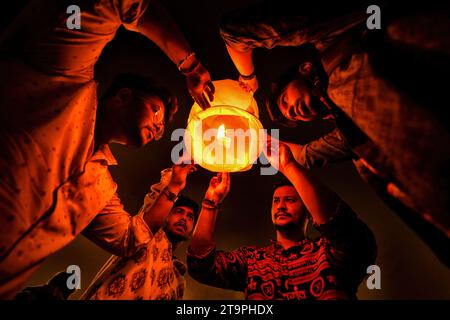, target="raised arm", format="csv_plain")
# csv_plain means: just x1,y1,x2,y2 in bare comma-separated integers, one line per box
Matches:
137,0,214,108
82,164,196,257
265,136,340,224
187,172,249,291
220,2,367,92
188,172,230,256
264,137,376,280
281,127,353,169
142,164,196,233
